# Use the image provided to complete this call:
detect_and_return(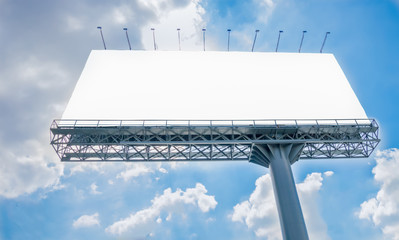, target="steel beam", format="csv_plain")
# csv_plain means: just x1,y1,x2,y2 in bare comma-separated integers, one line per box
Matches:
50,119,379,162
